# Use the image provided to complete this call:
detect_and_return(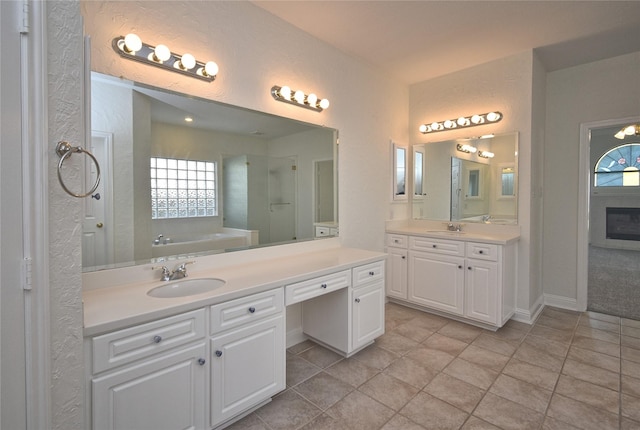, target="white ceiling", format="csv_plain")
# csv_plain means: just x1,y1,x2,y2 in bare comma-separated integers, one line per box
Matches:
252,1,640,84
